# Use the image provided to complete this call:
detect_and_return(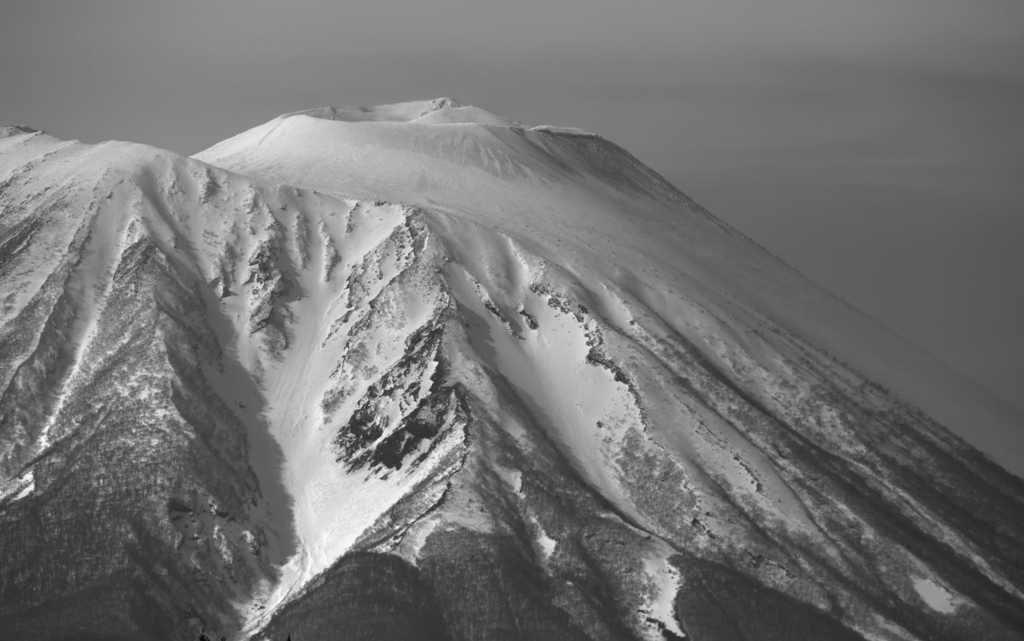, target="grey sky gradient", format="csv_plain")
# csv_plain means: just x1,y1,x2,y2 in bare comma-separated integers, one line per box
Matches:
3,0,1022,410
